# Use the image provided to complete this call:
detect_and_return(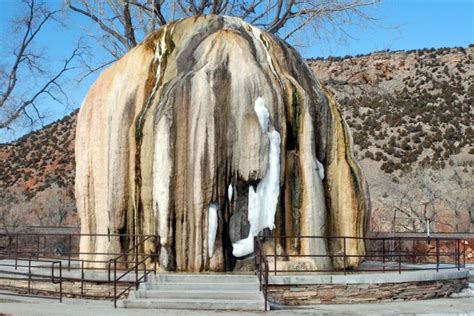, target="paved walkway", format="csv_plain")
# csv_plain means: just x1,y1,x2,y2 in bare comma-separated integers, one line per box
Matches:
0,293,473,315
